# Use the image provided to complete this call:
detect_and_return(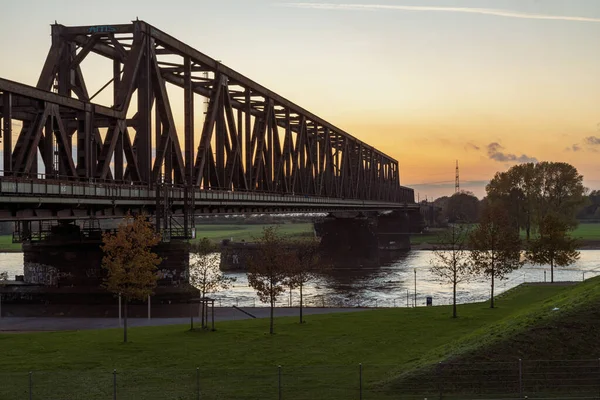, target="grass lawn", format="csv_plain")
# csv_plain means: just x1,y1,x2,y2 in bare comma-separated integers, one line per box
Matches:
570,222,600,240
2,279,596,399
193,223,314,243
0,235,20,252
